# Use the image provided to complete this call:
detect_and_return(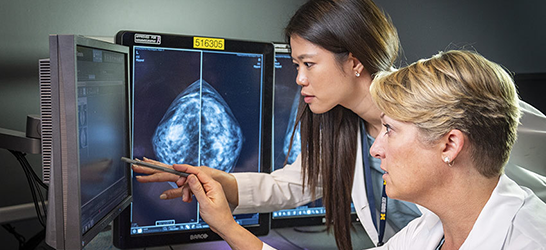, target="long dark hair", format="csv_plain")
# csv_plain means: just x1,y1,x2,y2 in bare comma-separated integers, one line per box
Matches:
285,0,399,249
